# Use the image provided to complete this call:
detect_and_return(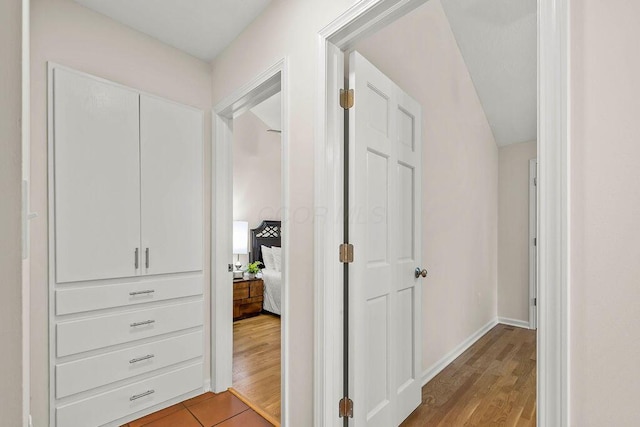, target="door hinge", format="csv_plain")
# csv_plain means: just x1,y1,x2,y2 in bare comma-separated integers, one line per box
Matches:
534,297,537,306
340,89,354,110
534,237,537,246
339,397,354,418
339,243,354,263
534,177,537,186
